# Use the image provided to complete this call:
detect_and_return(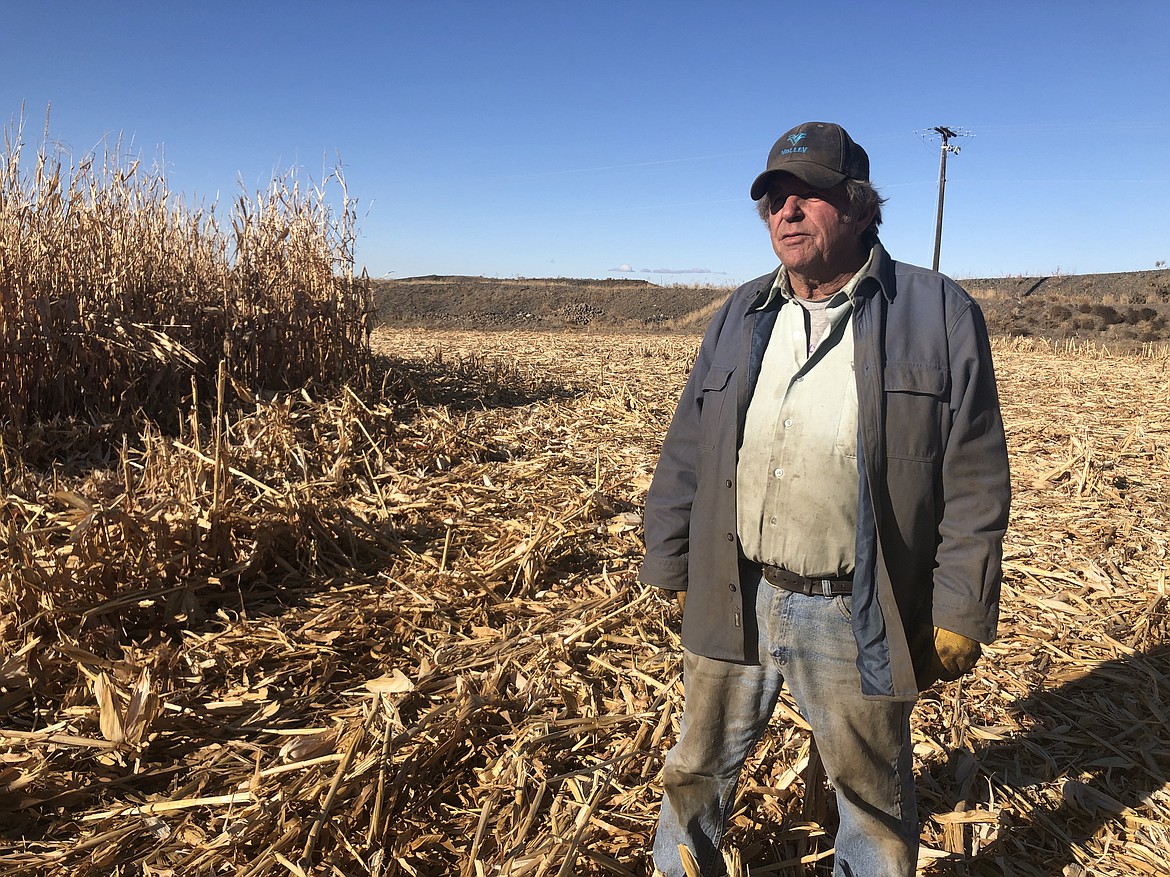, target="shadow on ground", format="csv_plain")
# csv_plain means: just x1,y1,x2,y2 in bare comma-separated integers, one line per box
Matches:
920,639,1169,875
